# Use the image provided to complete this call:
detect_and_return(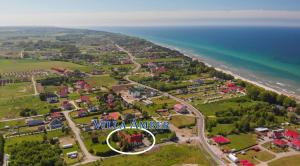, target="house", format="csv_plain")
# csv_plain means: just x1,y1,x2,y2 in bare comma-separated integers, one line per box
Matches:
50,112,64,120
78,109,88,117
58,86,68,98
174,104,188,114
255,127,269,136
80,96,90,103
240,160,254,166
143,99,153,106
273,139,288,148
27,120,44,127
151,66,166,76
45,93,59,103
118,131,143,145
212,135,230,145
108,112,120,120
62,101,73,110
88,106,98,113
291,139,300,151
49,118,63,129
272,129,284,139
67,151,78,159
228,153,239,163
129,87,142,98
284,129,300,140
